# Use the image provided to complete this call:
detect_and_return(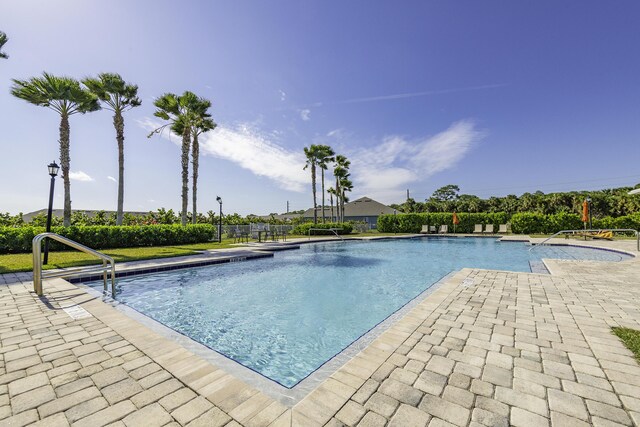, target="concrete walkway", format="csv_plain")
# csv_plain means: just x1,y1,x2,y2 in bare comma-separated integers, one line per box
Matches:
1,239,639,426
